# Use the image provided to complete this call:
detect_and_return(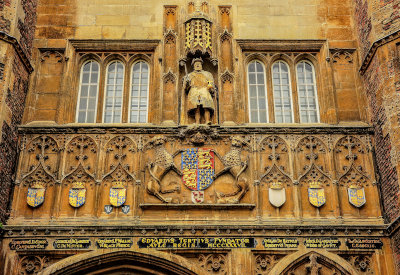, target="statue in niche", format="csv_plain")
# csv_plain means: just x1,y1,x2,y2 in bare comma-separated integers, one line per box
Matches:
183,58,216,124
